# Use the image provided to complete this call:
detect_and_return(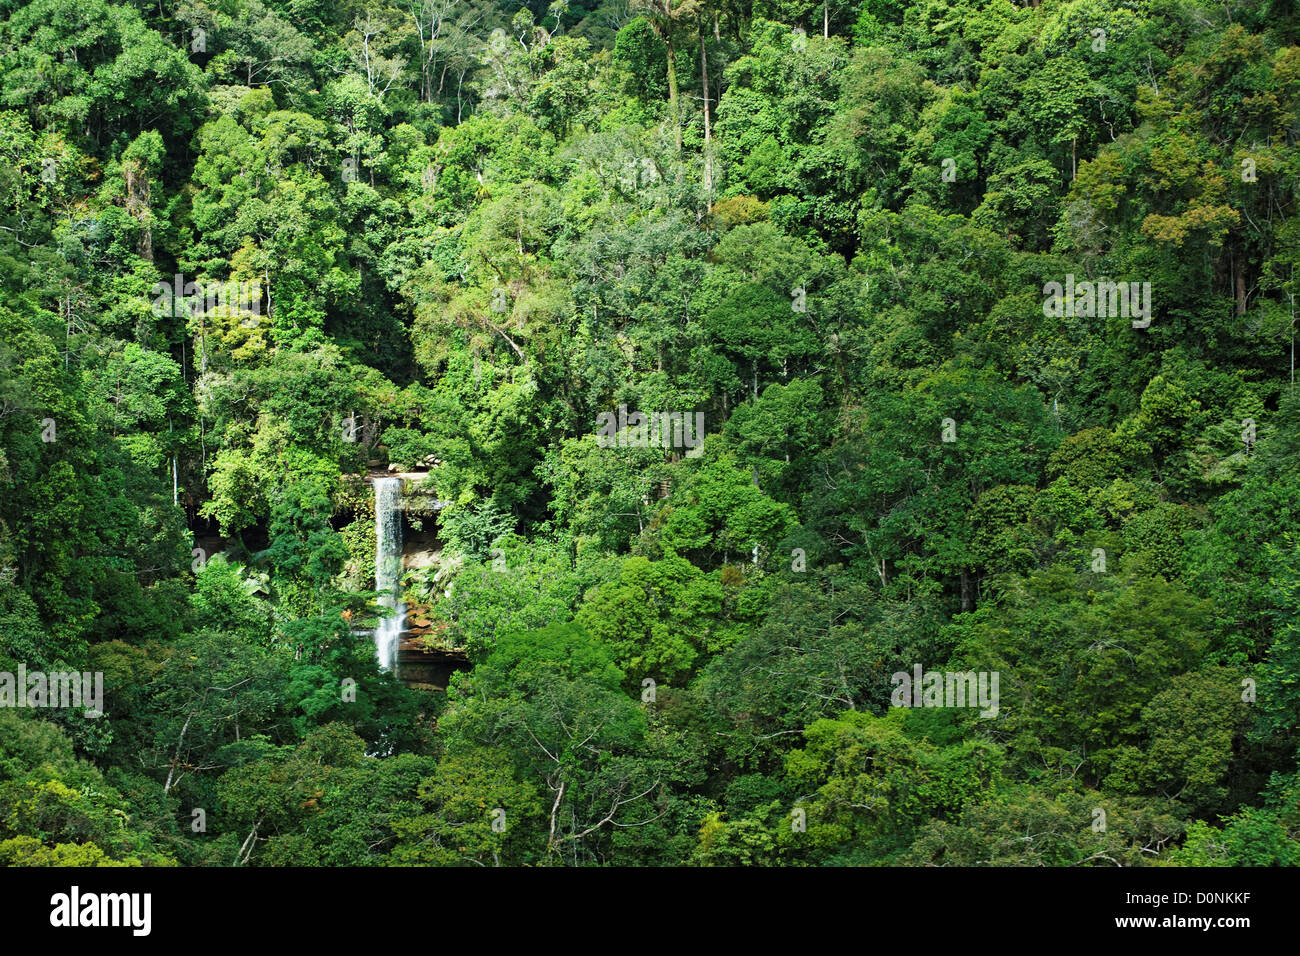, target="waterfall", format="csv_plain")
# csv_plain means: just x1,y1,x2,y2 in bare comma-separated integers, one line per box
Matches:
373,477,405,673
